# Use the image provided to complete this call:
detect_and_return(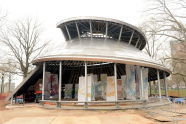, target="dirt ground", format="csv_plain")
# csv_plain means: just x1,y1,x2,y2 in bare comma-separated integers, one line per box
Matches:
0,102,186,124
0,100,9,110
